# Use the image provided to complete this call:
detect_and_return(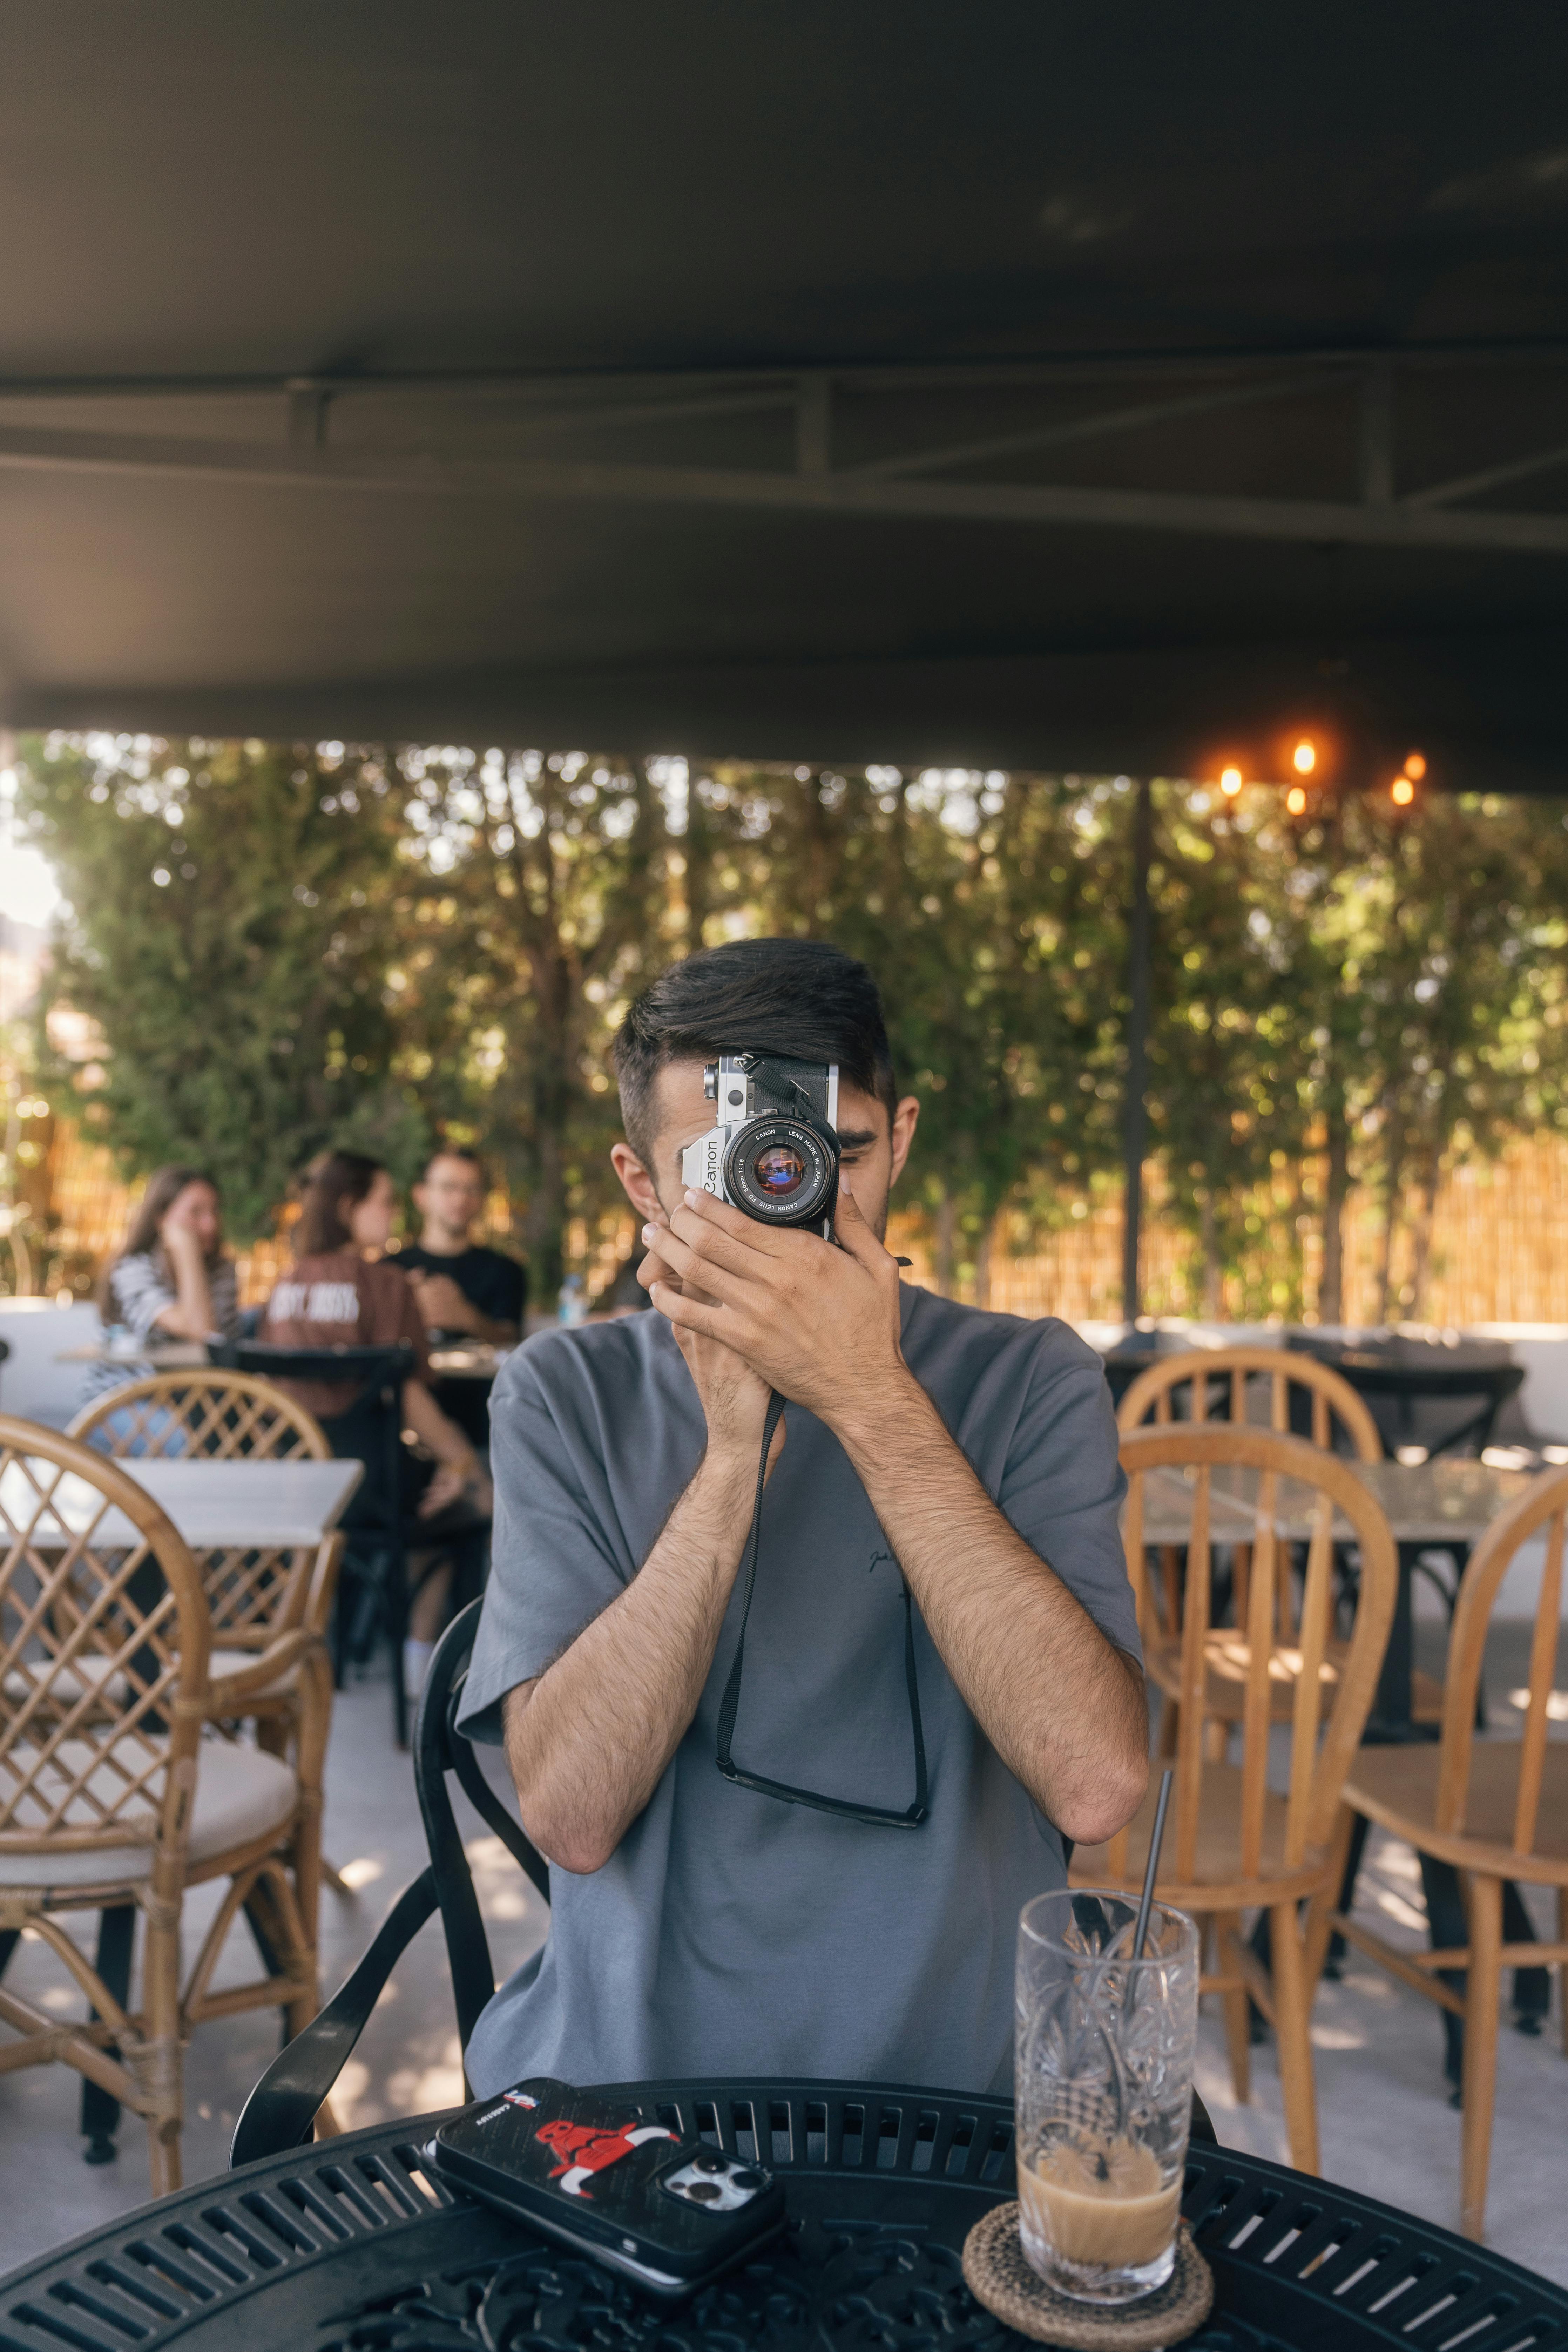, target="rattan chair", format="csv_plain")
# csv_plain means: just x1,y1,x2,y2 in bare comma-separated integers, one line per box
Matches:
69,1370,345,1927
1312,1464,1568,2242
0,1416,323,2190
1072,1423,1397,2175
